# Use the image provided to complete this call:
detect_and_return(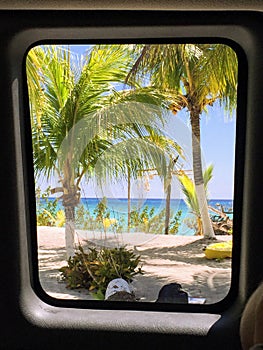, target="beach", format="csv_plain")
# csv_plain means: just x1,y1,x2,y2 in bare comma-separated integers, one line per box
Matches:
38,226,232,304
